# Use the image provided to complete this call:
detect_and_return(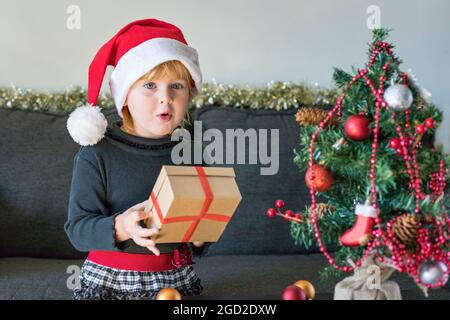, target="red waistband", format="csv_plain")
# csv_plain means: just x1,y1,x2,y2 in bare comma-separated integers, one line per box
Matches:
87,244,194,272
